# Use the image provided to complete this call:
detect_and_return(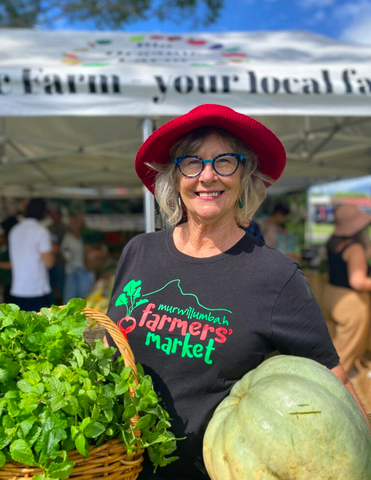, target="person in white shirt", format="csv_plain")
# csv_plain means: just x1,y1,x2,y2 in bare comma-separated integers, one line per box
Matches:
9,198,54,311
